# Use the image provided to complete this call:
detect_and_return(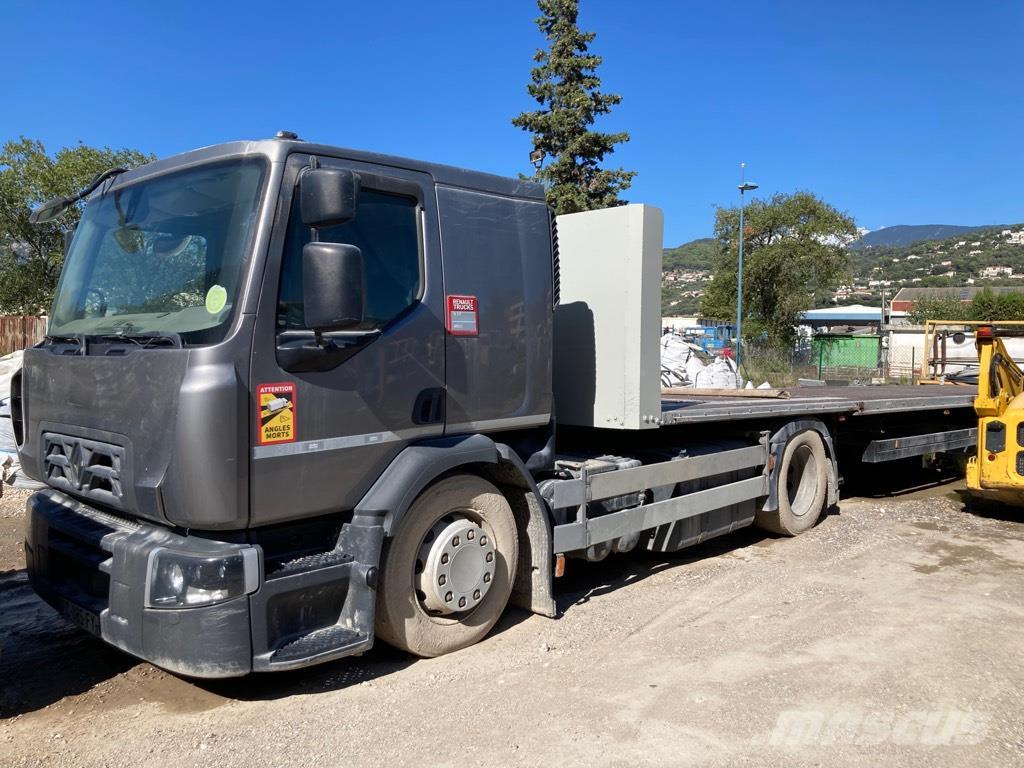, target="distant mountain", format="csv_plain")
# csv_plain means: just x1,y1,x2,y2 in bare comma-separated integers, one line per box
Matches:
853,224,1008,249
847,224,1024,295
